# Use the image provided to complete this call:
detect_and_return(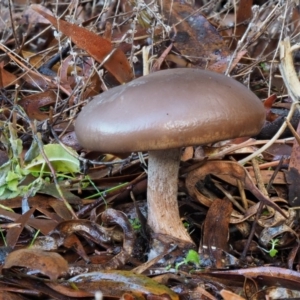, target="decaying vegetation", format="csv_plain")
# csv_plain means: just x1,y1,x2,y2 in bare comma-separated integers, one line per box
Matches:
0,0,300,299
